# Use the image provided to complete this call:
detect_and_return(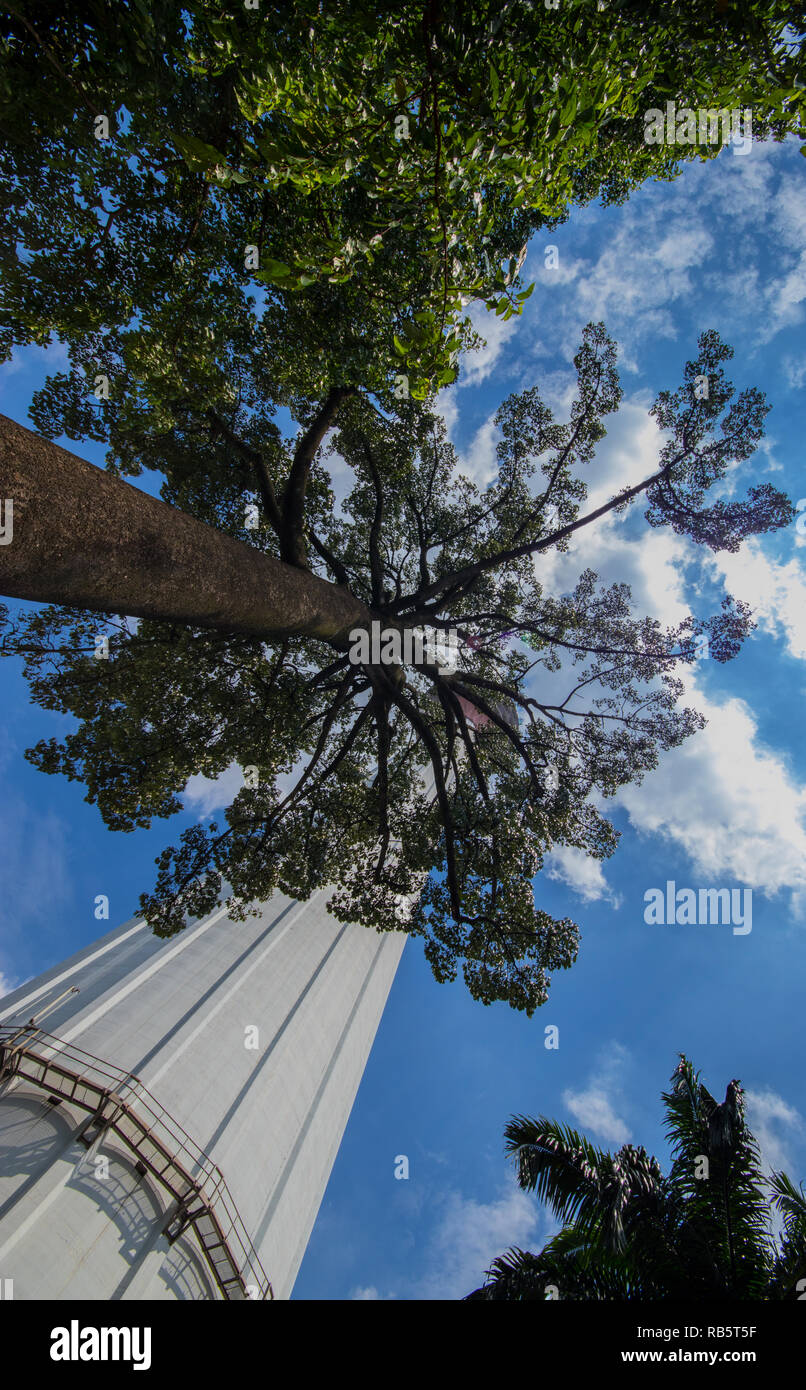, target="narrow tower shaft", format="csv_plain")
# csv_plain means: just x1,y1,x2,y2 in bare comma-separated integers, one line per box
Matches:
0,892,404,1299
